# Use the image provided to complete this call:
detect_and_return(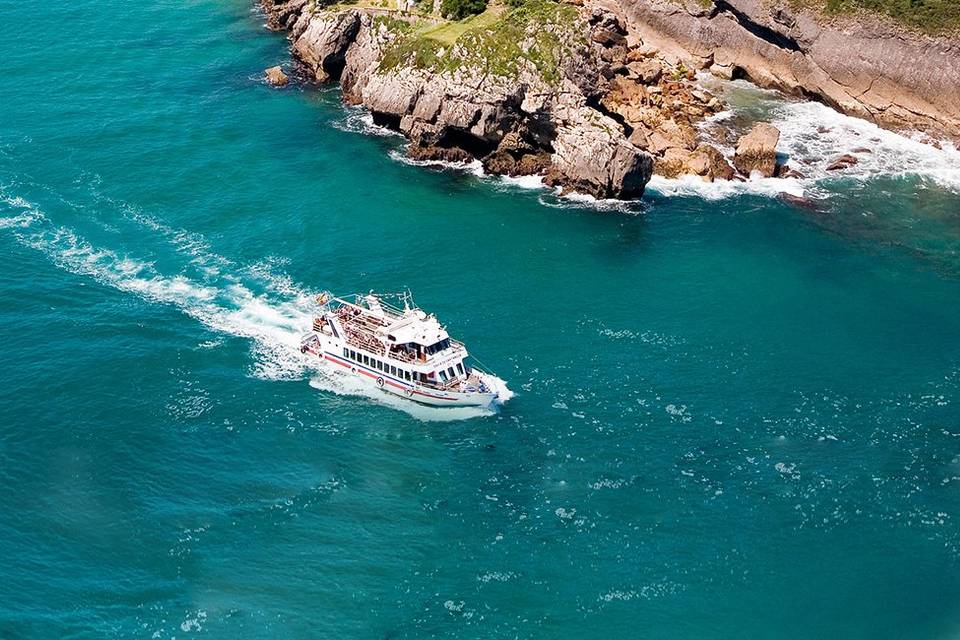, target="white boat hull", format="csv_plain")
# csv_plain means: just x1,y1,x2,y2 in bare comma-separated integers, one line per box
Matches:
302,342,500,408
